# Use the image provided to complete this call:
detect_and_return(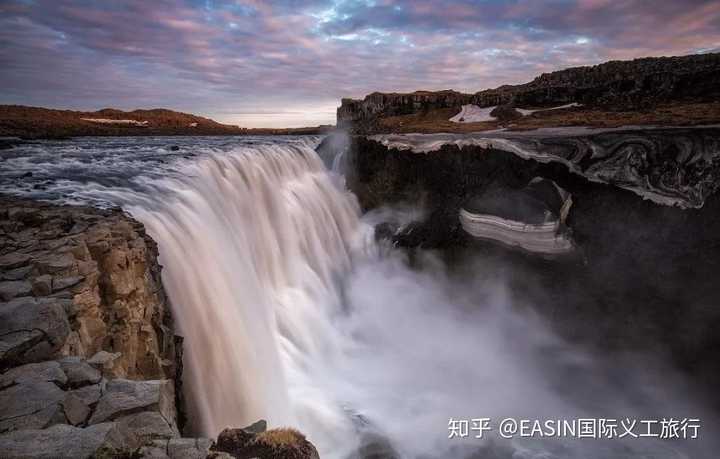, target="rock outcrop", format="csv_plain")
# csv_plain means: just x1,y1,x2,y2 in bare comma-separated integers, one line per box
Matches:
345,130,720,392
0,198,188,457
211,420,320,459
0,198,321,458
0,198,177,379
337,52,720,132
